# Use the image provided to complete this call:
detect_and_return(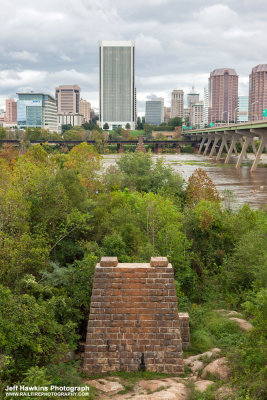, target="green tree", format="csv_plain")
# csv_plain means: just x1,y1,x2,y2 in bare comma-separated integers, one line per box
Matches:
125,123,131,129
103,122,109,130
168,116,182,128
